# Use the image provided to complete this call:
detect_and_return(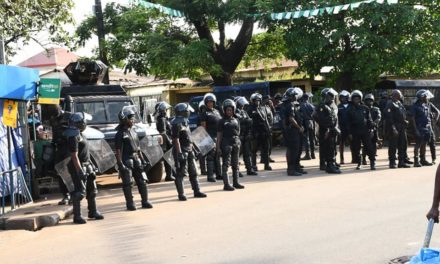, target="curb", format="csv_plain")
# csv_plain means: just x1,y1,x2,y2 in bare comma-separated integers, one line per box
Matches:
0,206,73,231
